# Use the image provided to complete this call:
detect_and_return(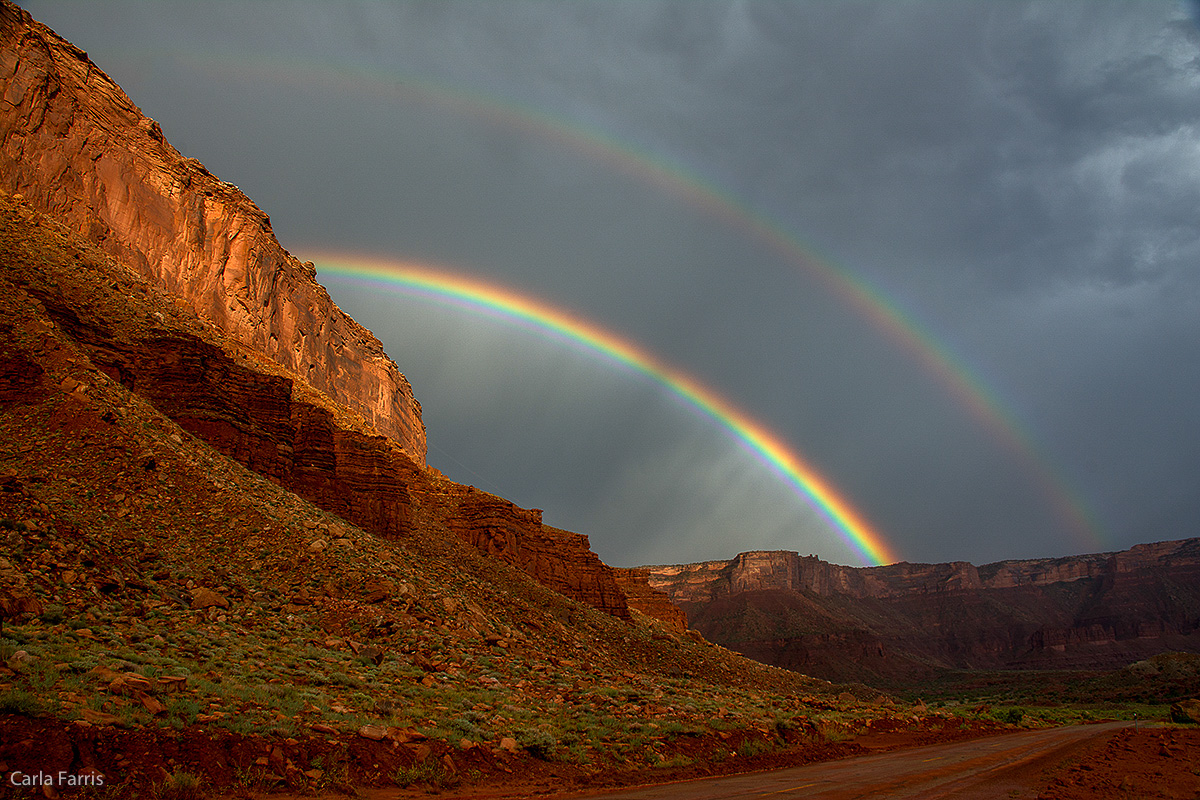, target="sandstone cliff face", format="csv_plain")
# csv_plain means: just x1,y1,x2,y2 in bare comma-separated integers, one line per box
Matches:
0,2,638,619
645,548,1138,604
612,568,688,633
648,550,986,604
431,487,631,621
3,192,632,620
649,541,1200,680
0,0,425,463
